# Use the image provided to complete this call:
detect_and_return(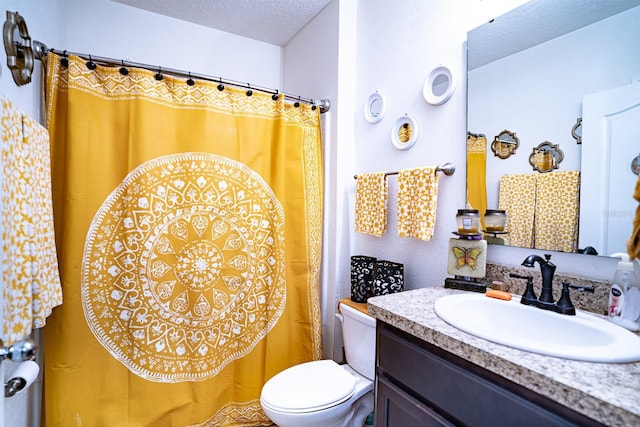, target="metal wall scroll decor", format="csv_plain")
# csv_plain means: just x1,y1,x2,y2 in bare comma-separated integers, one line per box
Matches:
3,11,34,86
490,129,519,159
571,118,582,144
529,141,564,173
